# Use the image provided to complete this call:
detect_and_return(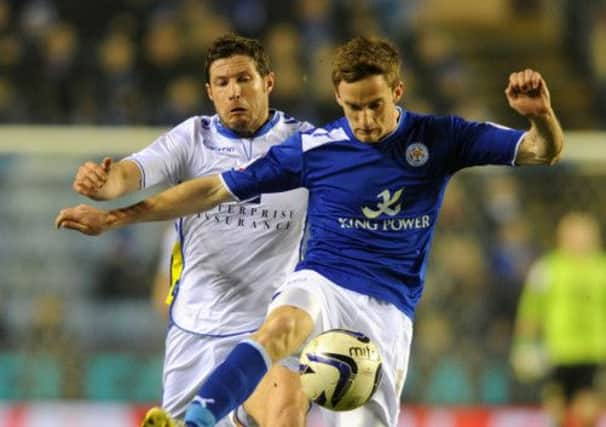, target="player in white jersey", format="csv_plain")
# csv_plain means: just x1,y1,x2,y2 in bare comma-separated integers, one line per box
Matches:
57,36,564,427
69,34,312,427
